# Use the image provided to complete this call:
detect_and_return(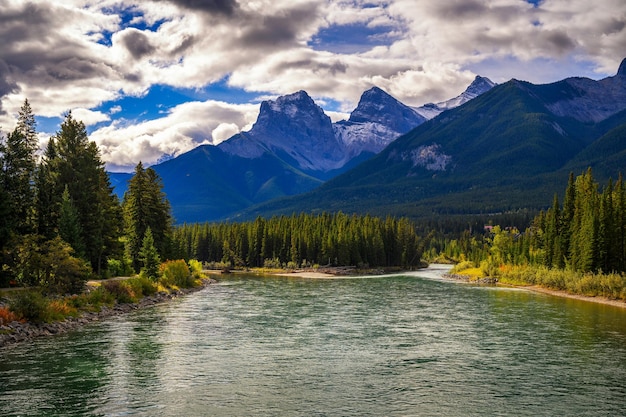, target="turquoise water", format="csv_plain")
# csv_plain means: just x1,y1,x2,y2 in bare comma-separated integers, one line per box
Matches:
1,265,626,416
